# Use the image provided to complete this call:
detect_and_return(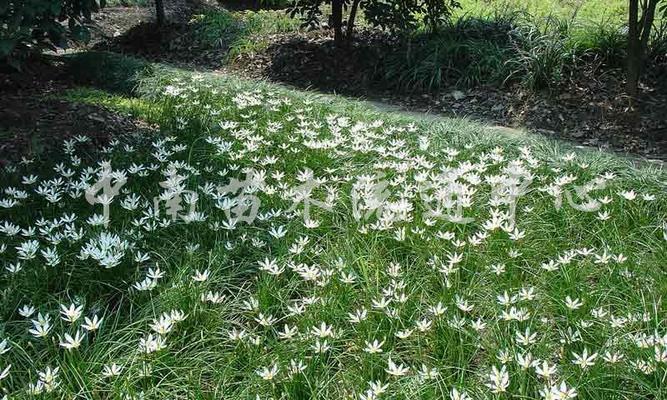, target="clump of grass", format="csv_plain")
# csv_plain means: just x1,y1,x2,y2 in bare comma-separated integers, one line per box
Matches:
379,14,518,90
503,16,577,90
377,8,654,92
104,0,150,6
190,9,300,61
66,51,153,95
